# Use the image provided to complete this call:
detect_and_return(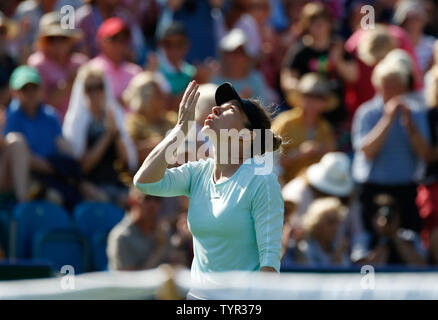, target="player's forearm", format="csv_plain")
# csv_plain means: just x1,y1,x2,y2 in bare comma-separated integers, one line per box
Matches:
134,124,187,184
